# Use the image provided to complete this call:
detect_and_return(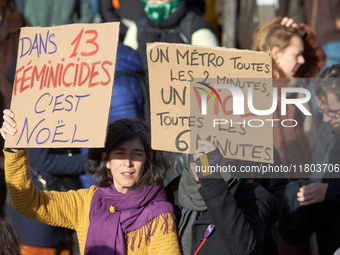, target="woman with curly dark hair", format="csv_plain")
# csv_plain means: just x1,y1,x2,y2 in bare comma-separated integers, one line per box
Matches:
1,110,181,255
